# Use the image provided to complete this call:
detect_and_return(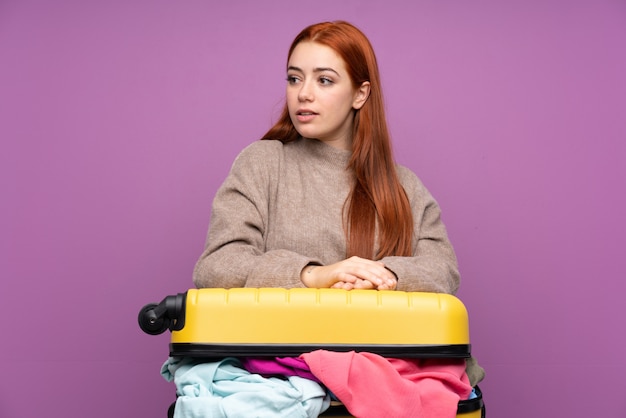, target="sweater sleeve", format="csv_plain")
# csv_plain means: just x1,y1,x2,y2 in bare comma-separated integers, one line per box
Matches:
193,141,318,289
380,168,460,294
